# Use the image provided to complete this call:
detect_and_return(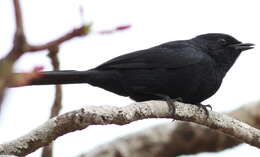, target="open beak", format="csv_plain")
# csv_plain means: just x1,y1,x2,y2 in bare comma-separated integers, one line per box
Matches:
229,43,255,51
